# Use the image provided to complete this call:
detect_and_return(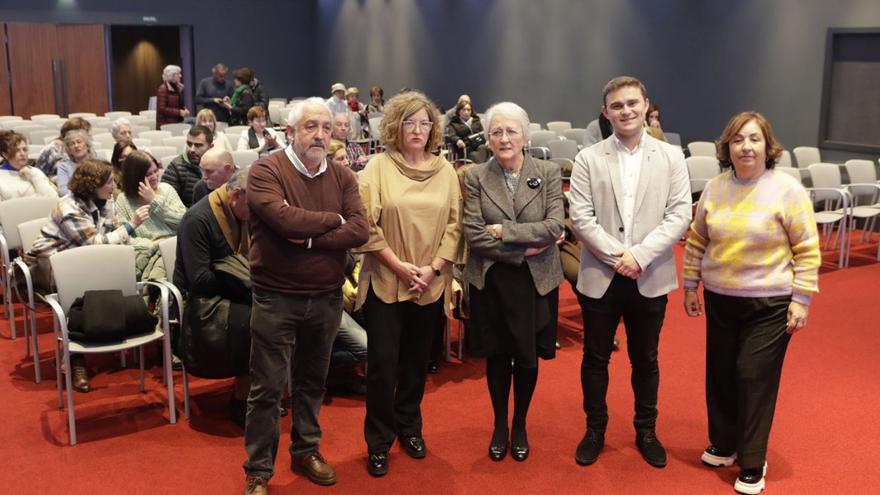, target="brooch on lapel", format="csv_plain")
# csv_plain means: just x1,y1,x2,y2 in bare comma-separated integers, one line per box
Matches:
526,177,542,189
